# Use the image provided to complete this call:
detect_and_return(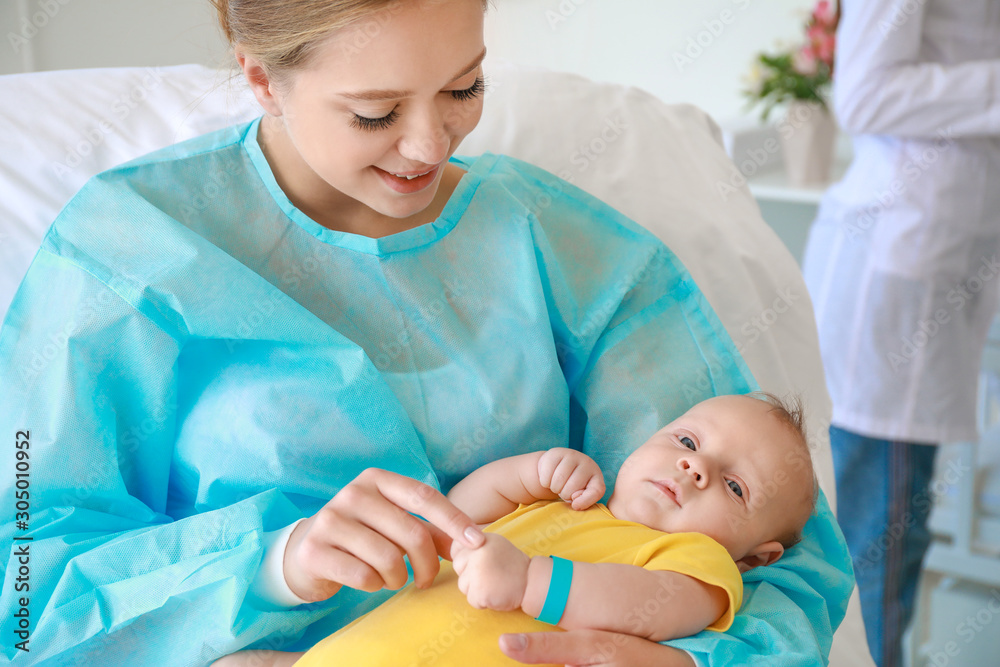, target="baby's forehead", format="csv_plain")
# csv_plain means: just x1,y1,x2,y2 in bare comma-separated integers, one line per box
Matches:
687,394,776,427
698,393,772,414
752,445,815,517
692,396,797,440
